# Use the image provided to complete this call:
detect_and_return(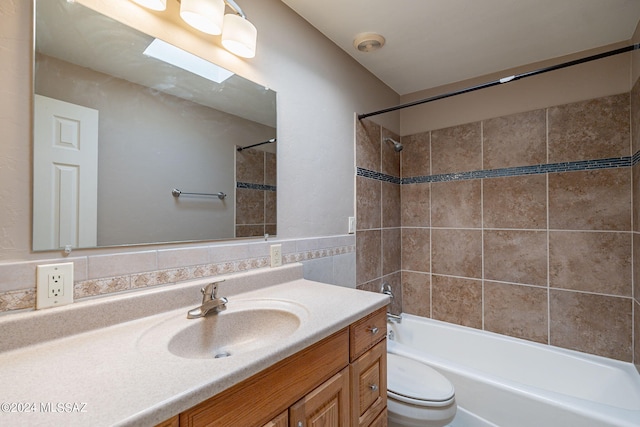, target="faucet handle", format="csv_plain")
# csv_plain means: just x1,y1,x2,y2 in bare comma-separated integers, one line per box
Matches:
202,280,226,299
